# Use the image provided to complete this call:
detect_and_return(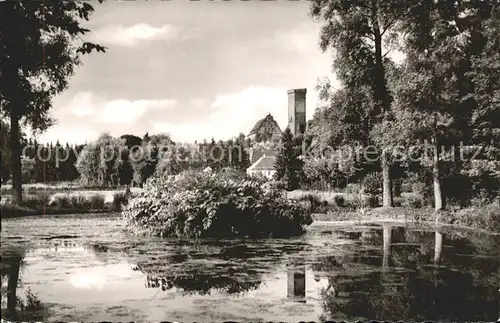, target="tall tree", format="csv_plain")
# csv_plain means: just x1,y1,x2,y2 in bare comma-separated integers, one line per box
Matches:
233,133,250,171
274,128,303,190
310,0,413,206
0,0,105,202
76,133,126,186
1,119,11,183
463,1,500,201
130,133,172,186
382,0,500,210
